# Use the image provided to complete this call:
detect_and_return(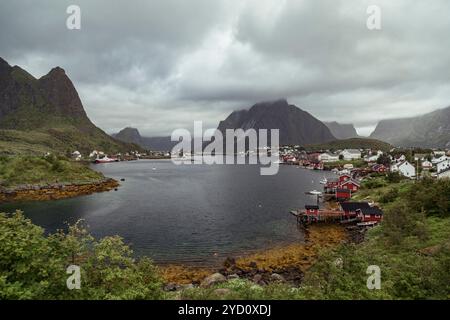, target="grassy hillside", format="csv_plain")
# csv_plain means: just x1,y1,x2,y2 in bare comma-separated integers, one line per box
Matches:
0,155,104,188
0,129,142,156
305,137,392,152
